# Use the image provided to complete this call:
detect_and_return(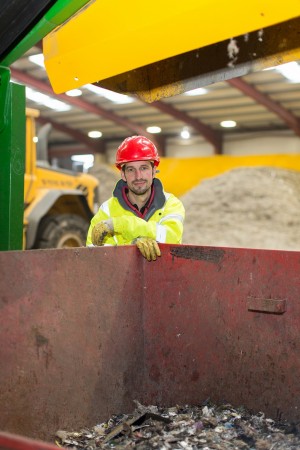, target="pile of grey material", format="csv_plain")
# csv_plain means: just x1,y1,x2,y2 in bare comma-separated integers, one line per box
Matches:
181,167,300,251
89,163,119,205
55,401,300,449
